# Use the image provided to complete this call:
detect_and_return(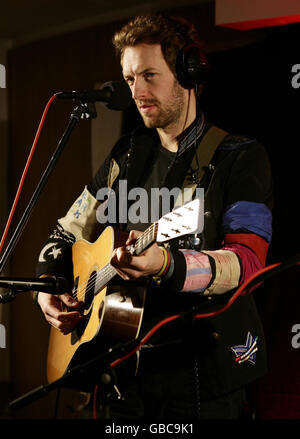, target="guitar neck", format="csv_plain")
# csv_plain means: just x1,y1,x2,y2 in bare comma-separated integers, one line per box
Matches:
94,222,158,293
131,222,158,256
